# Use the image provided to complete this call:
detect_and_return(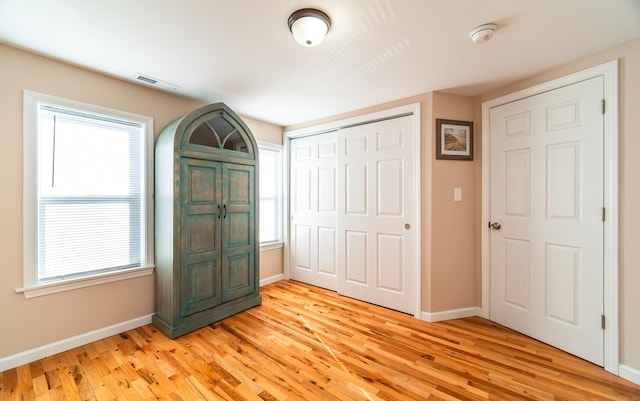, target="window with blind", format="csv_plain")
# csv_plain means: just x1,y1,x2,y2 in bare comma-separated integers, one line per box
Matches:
21,91,154,296
258,143,283,245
